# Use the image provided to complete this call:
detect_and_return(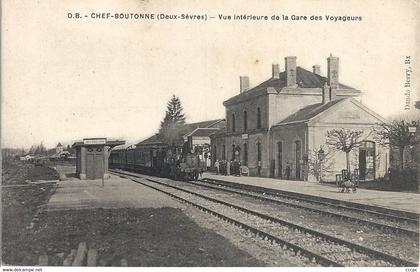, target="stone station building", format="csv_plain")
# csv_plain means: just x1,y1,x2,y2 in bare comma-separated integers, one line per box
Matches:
210,55,389,182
